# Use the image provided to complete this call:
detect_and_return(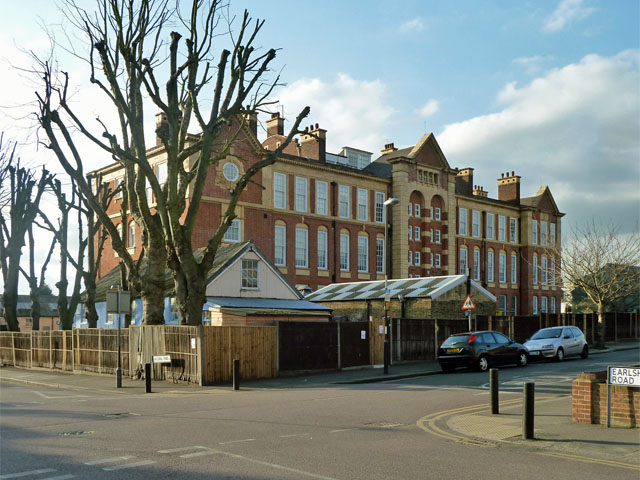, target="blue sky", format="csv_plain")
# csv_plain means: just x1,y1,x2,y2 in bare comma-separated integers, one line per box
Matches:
0,0,638,279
